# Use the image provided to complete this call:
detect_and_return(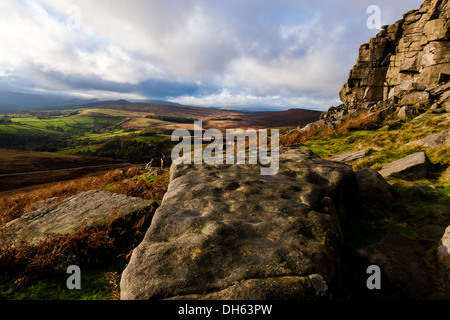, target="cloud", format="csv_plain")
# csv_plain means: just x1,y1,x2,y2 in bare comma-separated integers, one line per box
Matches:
171,90,342,111
0,0,425,110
